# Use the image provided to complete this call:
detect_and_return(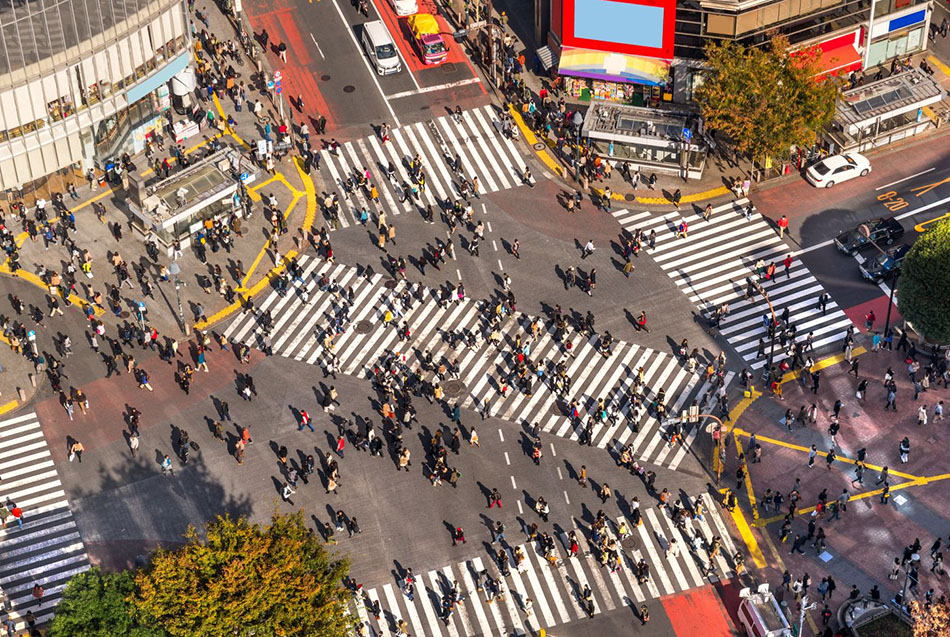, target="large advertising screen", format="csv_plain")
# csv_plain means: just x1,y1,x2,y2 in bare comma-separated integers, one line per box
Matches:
562,0,676,60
